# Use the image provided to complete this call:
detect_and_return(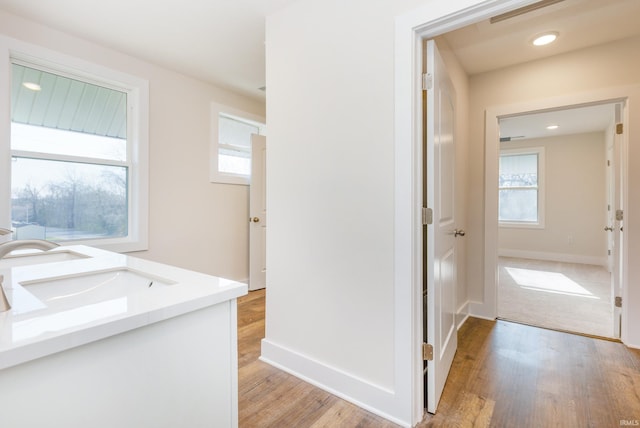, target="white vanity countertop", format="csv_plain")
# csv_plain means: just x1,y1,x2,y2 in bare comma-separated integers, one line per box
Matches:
0,245,247,370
